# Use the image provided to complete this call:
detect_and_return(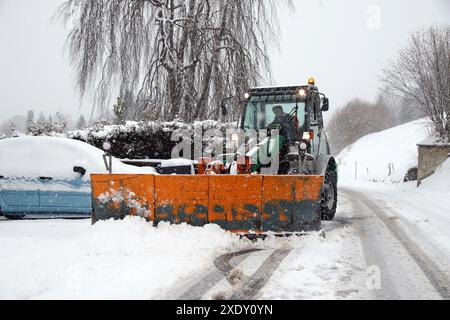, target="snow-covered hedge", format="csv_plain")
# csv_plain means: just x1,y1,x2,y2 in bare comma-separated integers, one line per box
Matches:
68,120,237,160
